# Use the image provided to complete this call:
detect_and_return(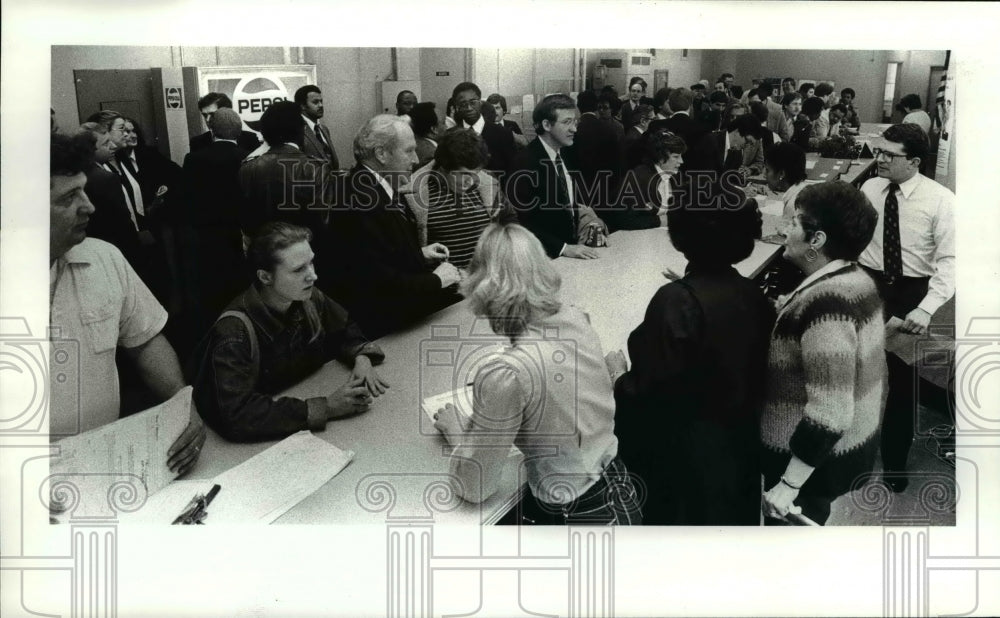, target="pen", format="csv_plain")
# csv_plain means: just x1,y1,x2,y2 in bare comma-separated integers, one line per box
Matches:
172,483,222,525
